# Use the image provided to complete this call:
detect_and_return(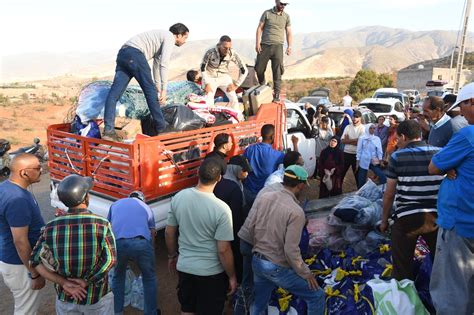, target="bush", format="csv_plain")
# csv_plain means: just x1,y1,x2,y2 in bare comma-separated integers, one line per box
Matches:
349,70,395,102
